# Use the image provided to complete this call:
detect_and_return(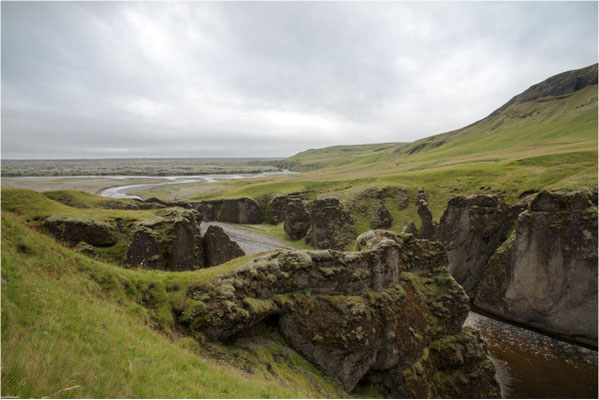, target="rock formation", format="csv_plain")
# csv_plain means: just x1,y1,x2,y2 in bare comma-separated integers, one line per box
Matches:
173,230,500,397
416,188,437,240
283,198,310,240
370,201,393,229
125,209,204,271
437,195,517,292
305,198,358,250
203,225,246,267
196,198,263,224
43,215,117,247
265,192,306,225
474,190,598,346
